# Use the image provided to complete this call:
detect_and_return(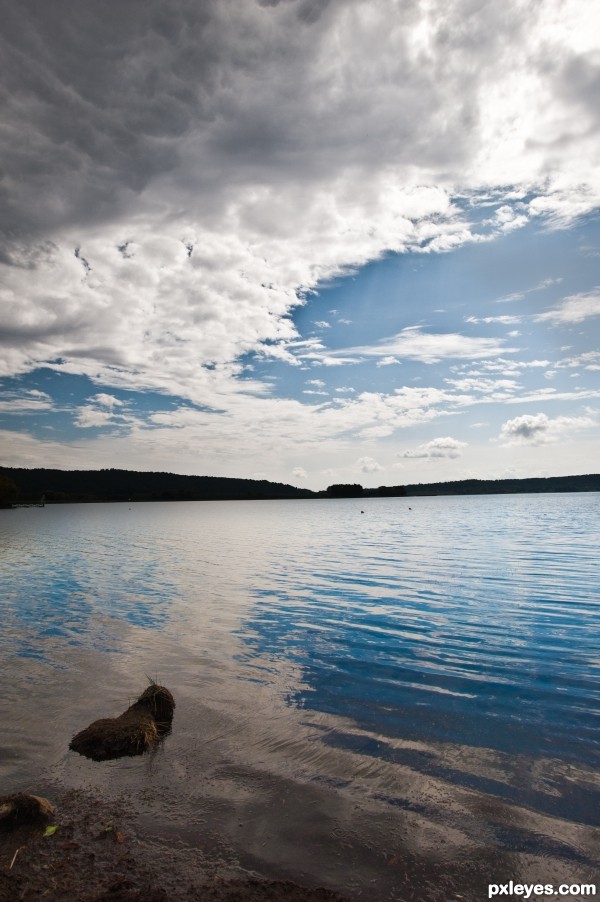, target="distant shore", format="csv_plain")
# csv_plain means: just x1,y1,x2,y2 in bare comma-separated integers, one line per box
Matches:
1,466,599,507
